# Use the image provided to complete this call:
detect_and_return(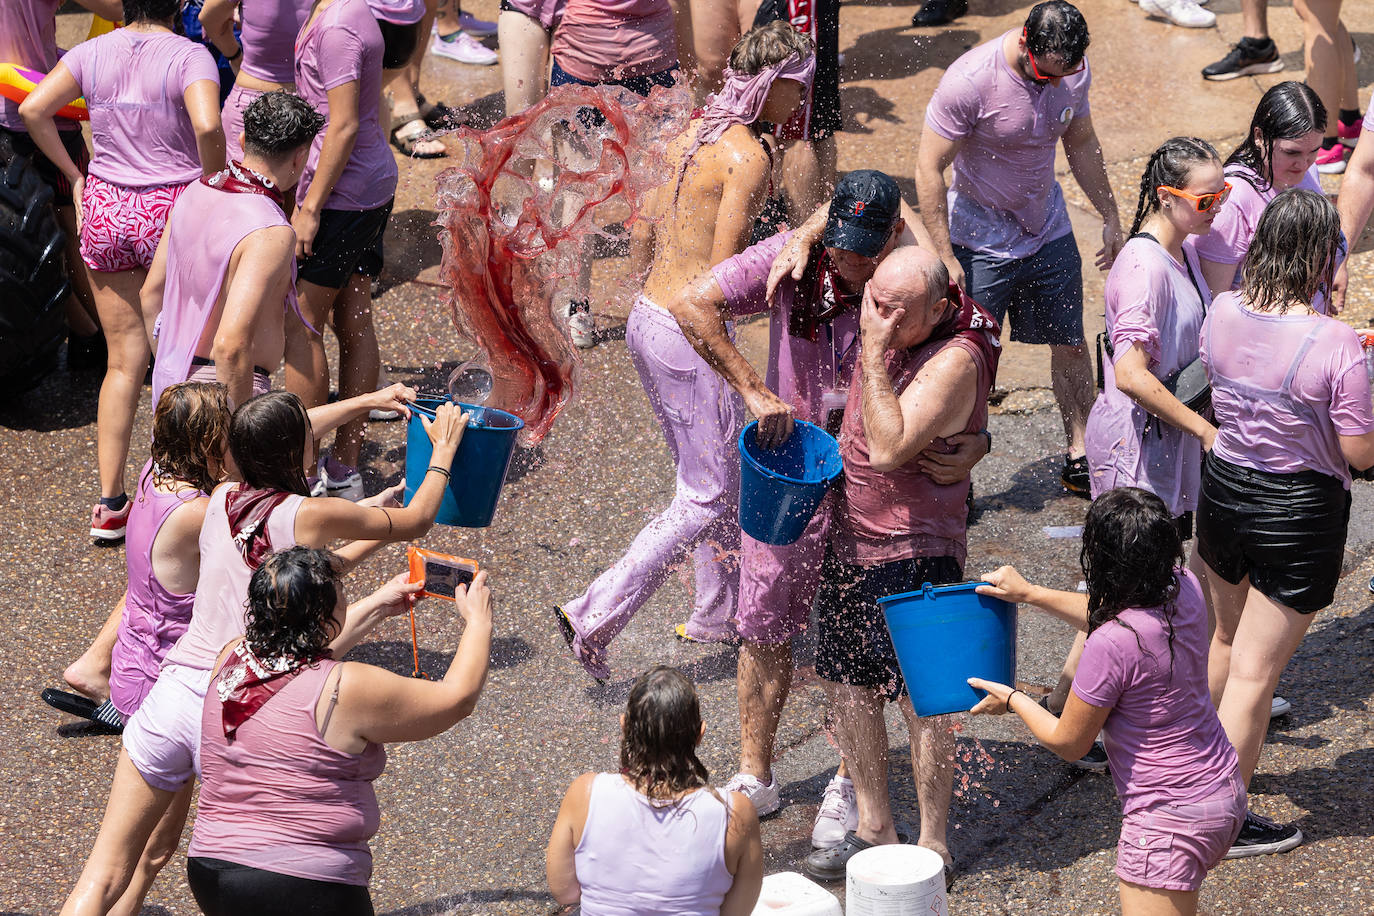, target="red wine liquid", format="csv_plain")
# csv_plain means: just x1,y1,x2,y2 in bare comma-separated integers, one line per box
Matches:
435,81,690,445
